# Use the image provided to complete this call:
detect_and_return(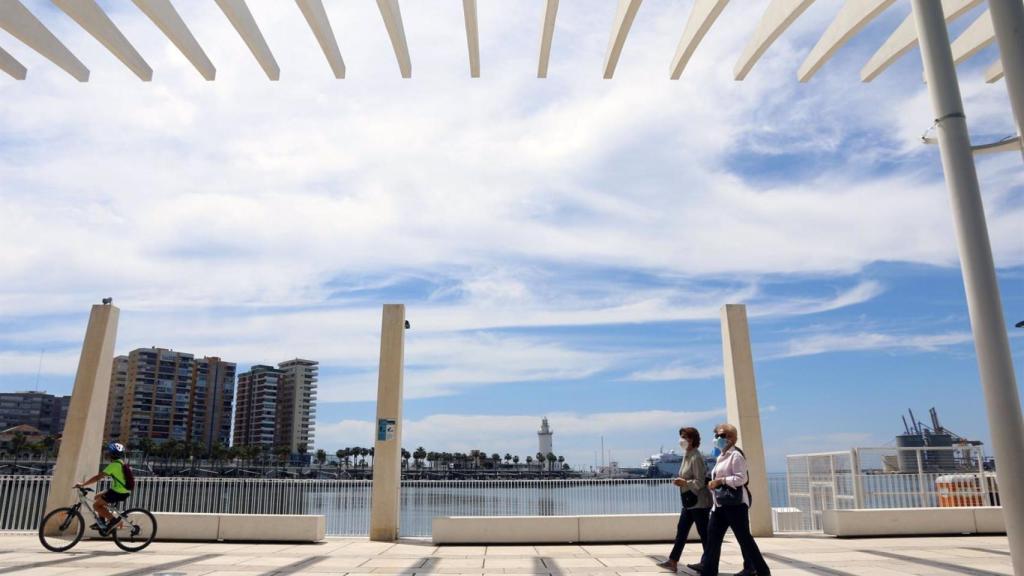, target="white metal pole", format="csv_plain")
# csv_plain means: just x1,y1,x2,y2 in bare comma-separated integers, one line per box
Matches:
912,1,1024,573
988,0,1024,160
